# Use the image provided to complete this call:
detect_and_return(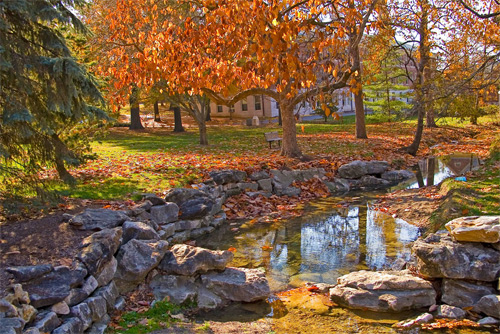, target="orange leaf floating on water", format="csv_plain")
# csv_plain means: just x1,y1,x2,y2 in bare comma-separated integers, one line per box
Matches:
262,245,273,251
228,247,237,252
